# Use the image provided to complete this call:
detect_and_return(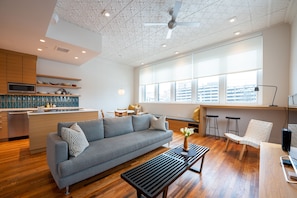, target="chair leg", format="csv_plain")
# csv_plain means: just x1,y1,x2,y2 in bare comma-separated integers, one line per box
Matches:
239,144,247,160
224,138,230,151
